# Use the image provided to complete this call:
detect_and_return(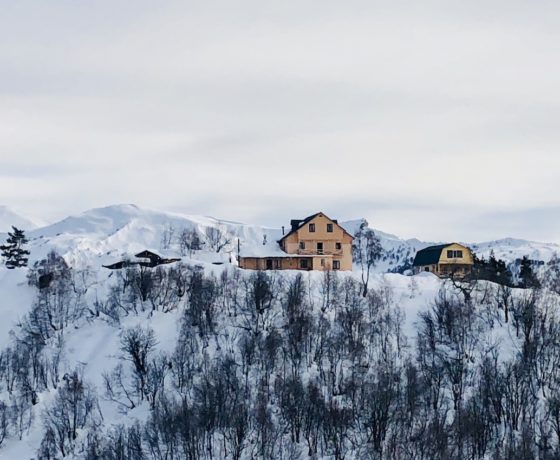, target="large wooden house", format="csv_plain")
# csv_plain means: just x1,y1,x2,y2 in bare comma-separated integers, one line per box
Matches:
413,243,474,278
238,212,353,271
